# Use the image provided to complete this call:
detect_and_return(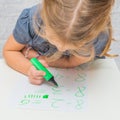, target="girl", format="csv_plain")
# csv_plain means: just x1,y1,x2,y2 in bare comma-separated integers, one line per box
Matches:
3,0,115,85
